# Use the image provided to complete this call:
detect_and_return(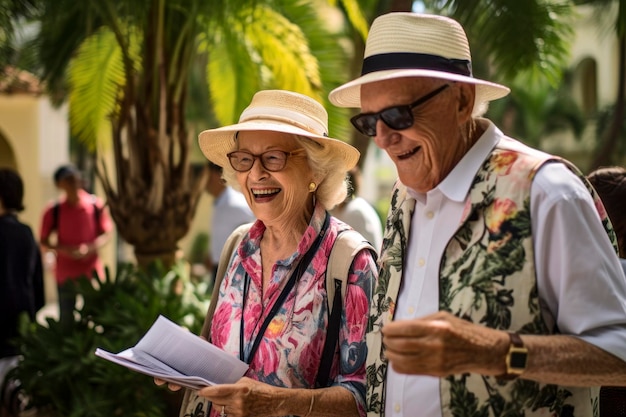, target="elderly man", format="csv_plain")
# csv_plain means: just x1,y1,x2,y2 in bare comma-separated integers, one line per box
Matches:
330,12,626,417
